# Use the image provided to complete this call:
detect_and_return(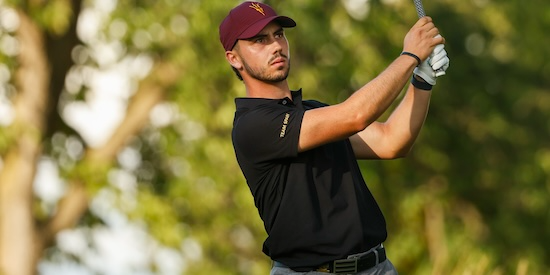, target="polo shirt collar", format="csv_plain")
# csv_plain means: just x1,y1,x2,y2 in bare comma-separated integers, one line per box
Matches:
235,89,303,109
